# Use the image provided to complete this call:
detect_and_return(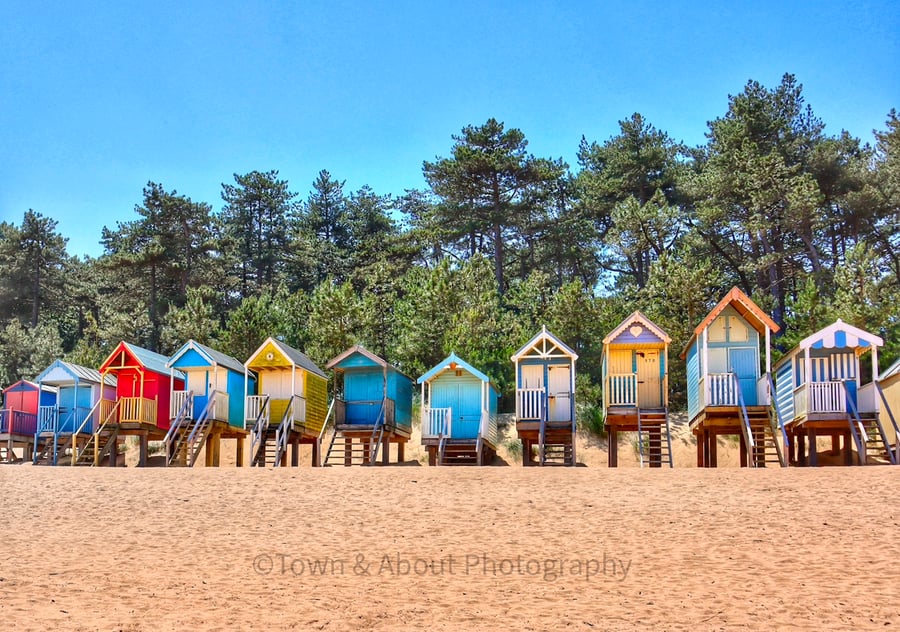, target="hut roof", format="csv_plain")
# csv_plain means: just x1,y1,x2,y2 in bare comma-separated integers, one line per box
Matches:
168,339,247,374
36,359,117,387
603,310,671,346
417,352,493,387
511,326,578,362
